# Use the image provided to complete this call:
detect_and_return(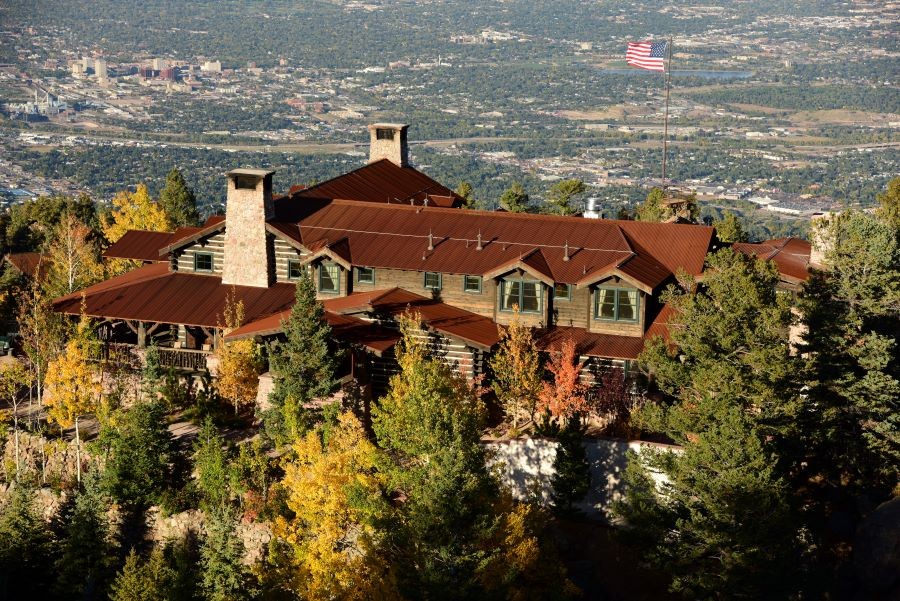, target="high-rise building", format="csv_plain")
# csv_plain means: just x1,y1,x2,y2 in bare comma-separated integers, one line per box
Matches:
95,58,108,79
152,57,166,71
